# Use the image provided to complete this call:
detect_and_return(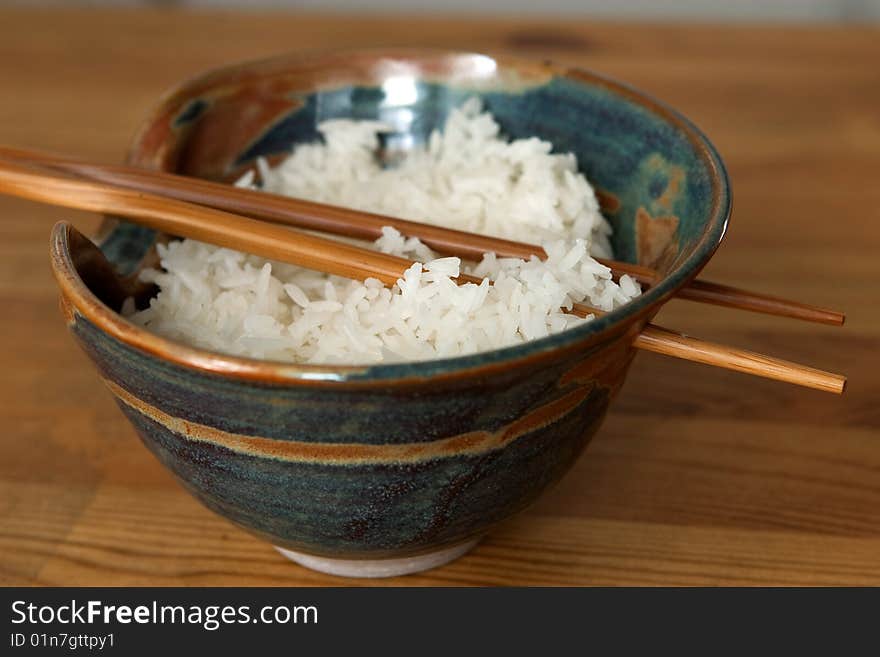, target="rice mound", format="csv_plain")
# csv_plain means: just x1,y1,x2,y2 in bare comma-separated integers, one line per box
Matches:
127,99,641,364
